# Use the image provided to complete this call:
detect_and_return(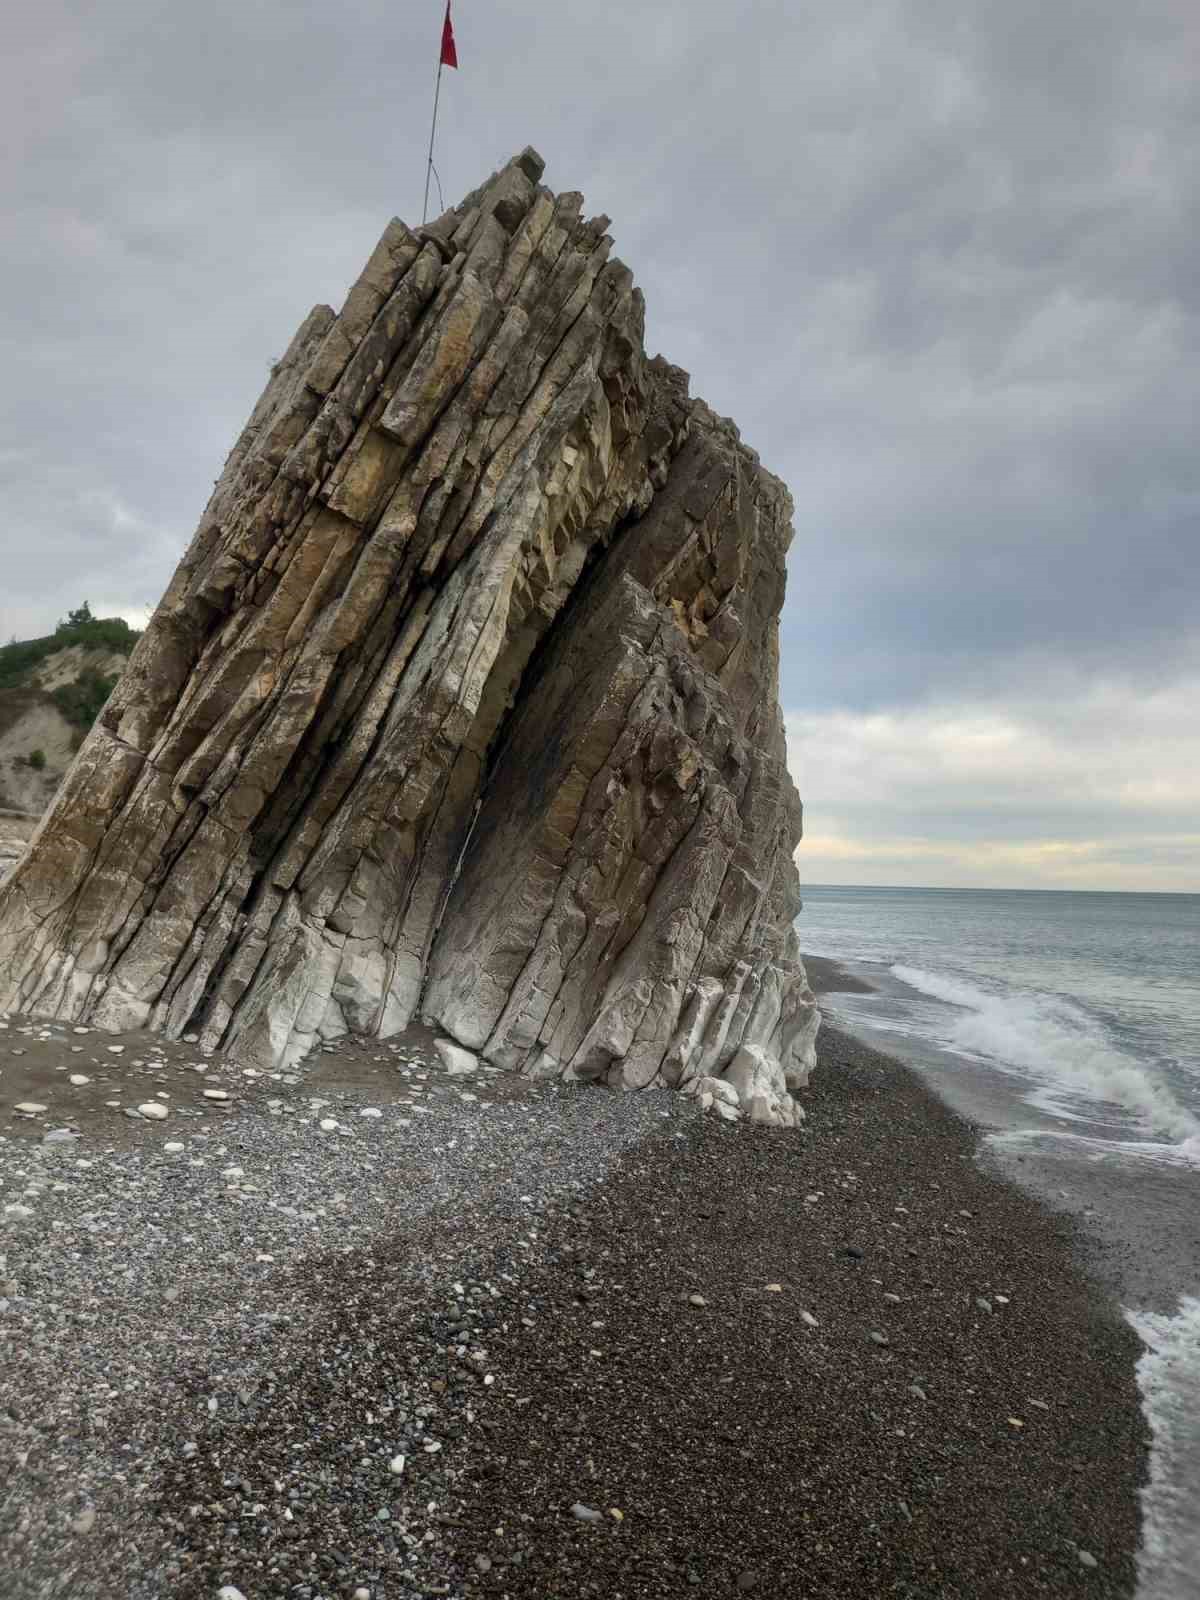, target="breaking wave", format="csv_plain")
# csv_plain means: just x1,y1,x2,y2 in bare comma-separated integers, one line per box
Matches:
891,964,1200,1145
